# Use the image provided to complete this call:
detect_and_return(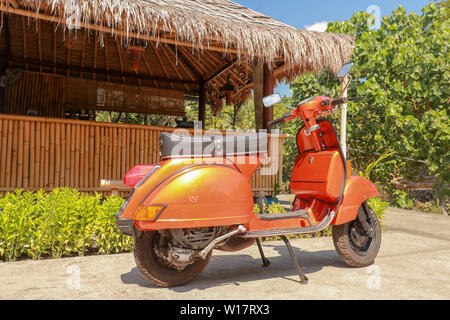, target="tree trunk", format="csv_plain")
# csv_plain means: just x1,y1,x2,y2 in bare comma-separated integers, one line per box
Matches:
440,196,448,216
